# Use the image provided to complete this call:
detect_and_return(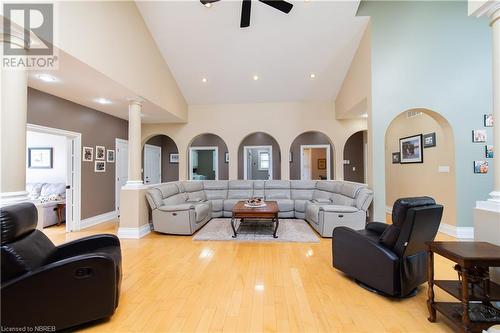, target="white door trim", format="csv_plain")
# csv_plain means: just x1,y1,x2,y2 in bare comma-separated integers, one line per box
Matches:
300,144,331,180
115,138,128,212
189,146,219,180
143,144,162,185
27,123,82,232
243,145,273,180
